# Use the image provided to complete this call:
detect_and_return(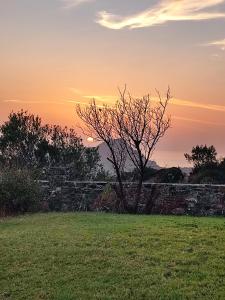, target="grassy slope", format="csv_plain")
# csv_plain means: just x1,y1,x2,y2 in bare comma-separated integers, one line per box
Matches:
1,213,225,300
